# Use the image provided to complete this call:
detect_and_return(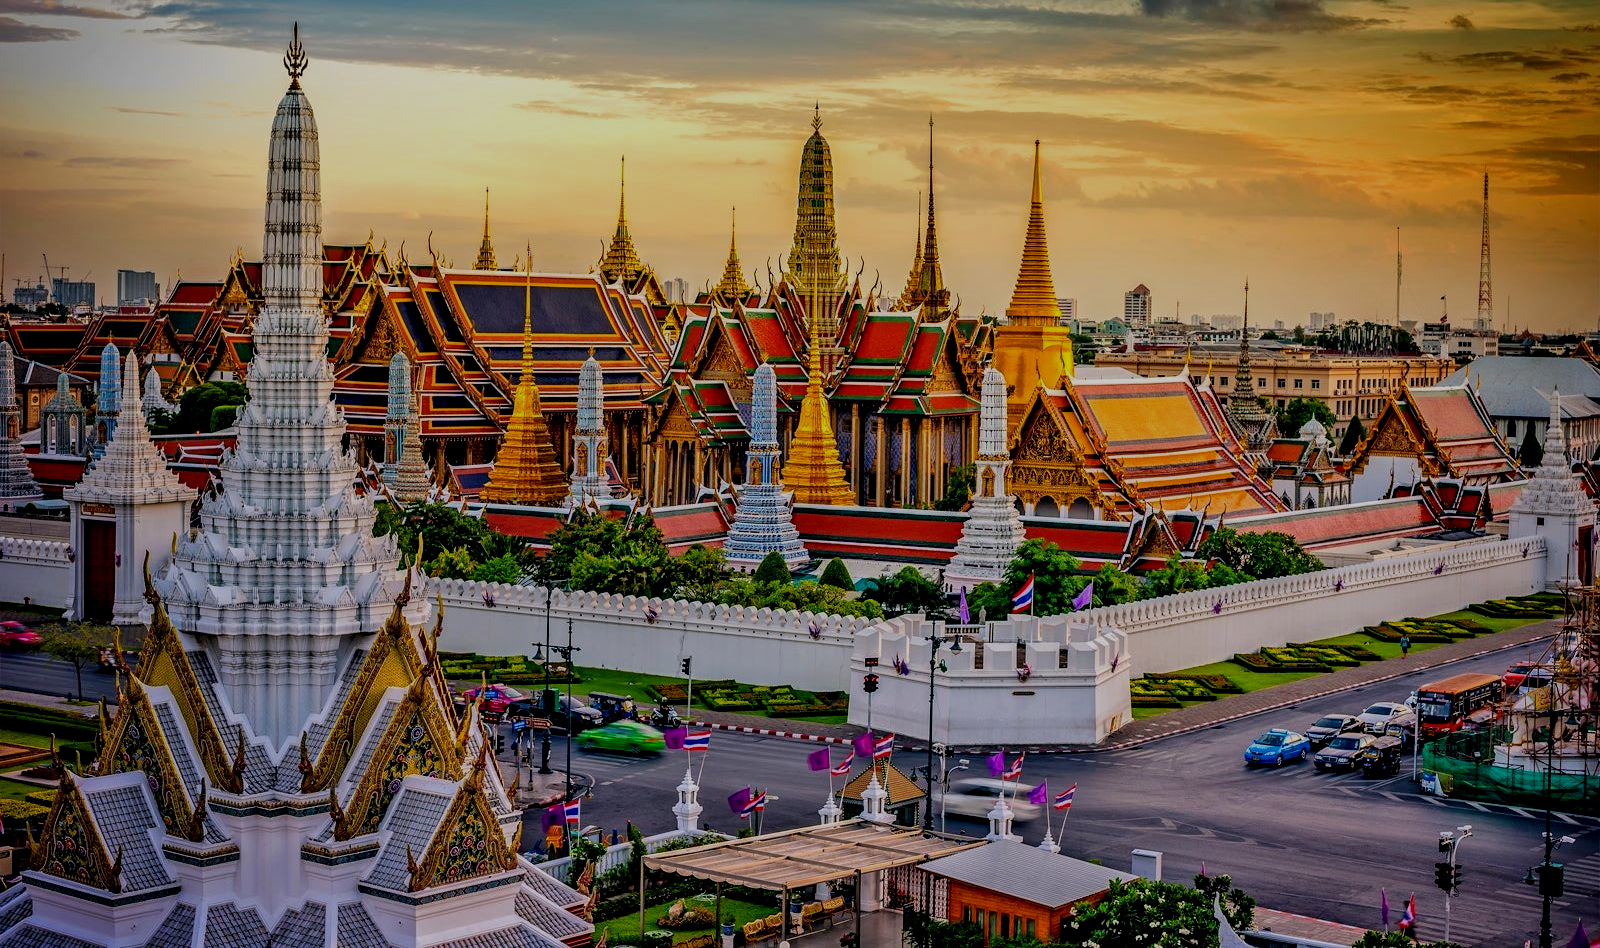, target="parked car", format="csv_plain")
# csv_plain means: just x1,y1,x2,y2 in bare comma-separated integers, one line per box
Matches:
1355,702,1415,735
1314,732,1377,771
1244,729,1311,767
1305,714,1361,747
1503,661,1552,694
506,693,603,734
576,720,666,755
940,778,1043,823
0,621,42,648
458,684,525,719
